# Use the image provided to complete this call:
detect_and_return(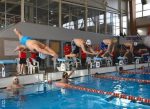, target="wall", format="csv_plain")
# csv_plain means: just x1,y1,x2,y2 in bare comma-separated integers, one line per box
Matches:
0,38,19,59
0,22,112,43
0,62,148,88
137,28,148,35
136,17,150,27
